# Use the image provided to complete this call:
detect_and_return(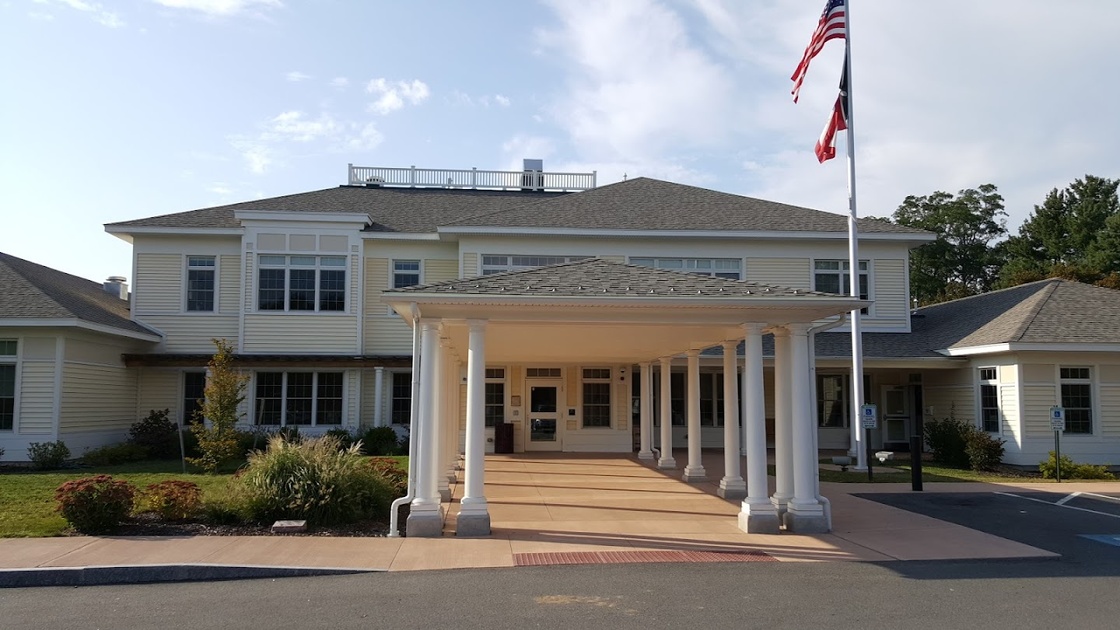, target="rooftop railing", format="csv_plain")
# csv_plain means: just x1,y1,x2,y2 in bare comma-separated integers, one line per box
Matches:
347,164,597,191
